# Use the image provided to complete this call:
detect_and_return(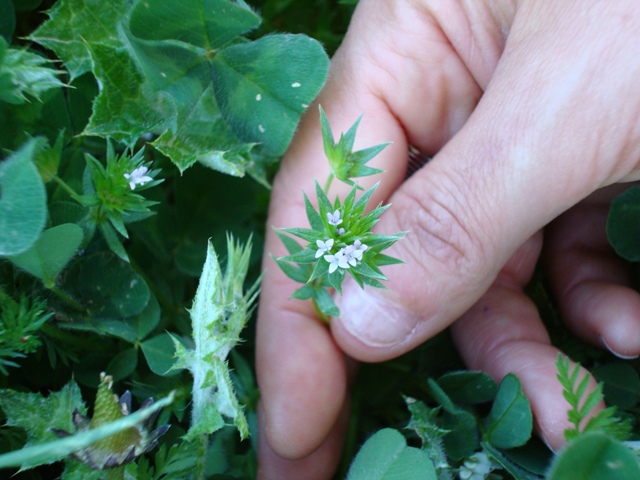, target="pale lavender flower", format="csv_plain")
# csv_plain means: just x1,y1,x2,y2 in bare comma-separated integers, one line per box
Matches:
324,249,350,273
327,210,342,226
124,166,153,190
315,238,334,258
336,228,346,235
